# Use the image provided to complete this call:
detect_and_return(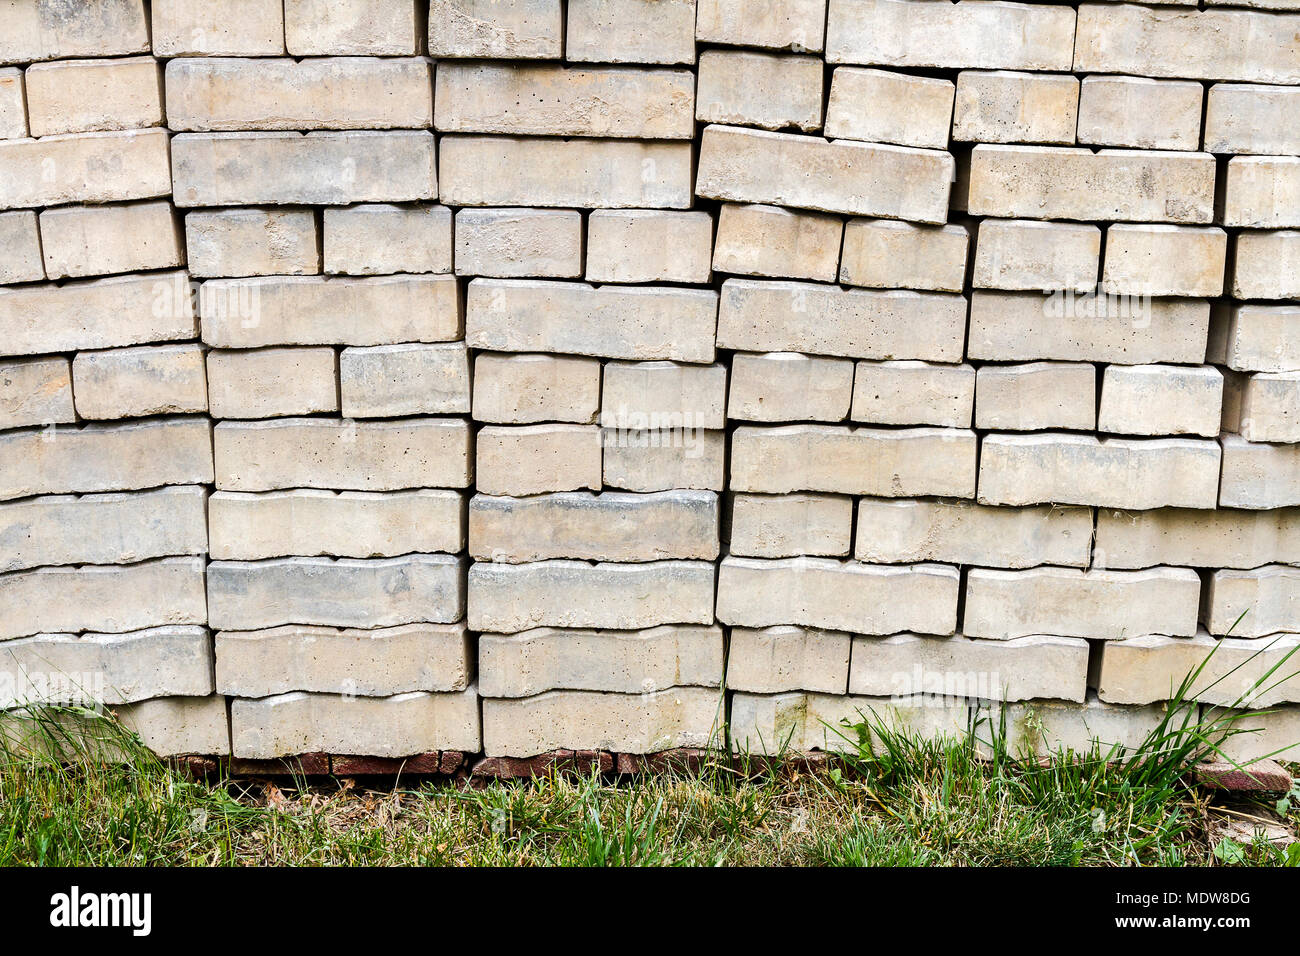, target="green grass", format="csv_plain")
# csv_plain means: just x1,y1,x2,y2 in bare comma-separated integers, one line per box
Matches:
0,698,1295,866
